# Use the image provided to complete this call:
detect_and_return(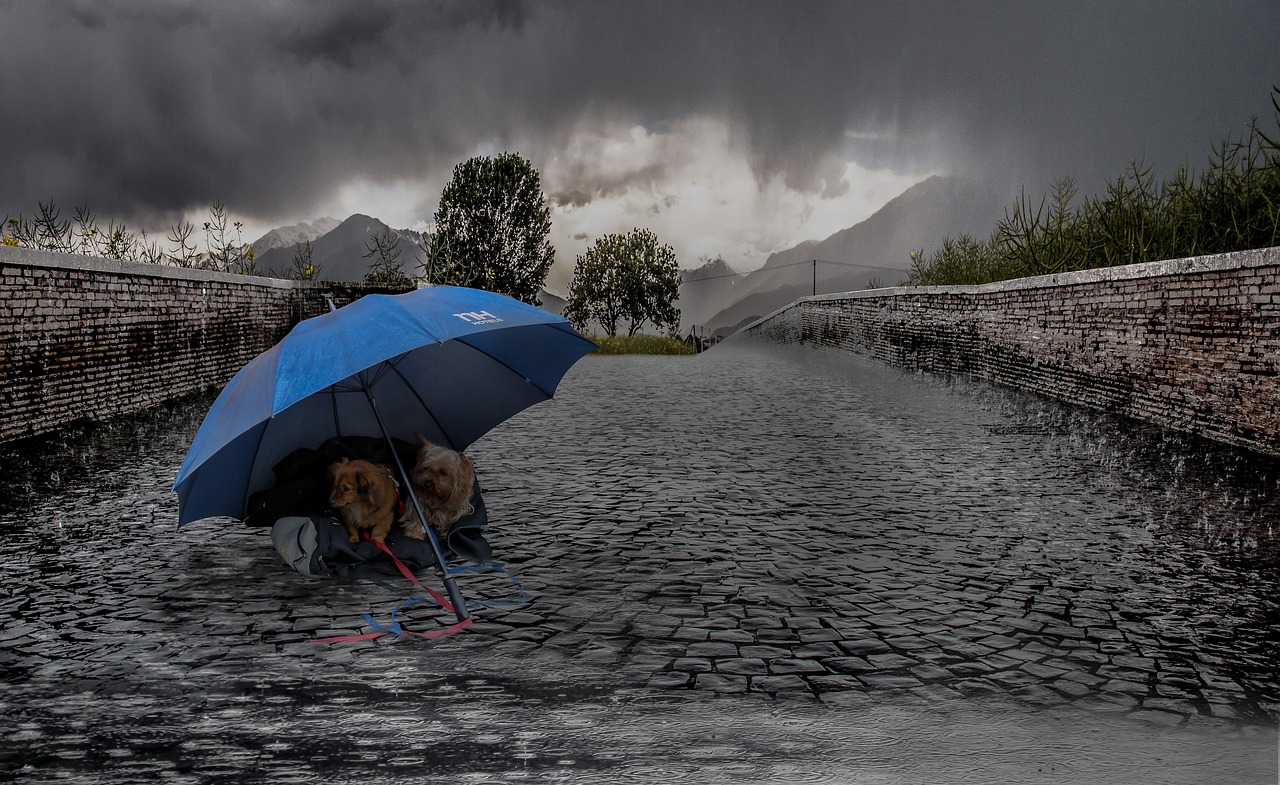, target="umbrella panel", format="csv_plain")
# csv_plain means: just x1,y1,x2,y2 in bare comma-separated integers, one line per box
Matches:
174,288,597,527
207,341,554,526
